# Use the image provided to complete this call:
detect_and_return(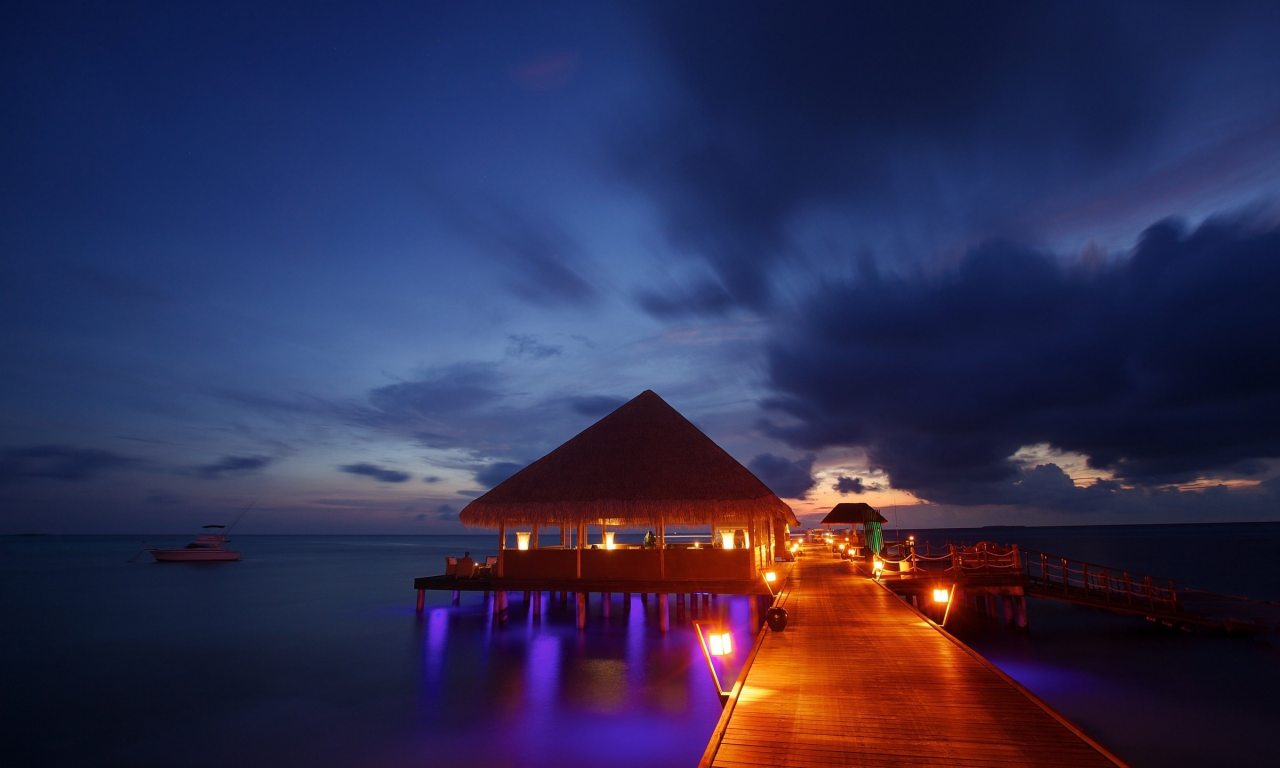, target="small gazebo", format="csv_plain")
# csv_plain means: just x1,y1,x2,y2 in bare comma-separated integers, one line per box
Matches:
820,502,888,554
459,390,796,582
